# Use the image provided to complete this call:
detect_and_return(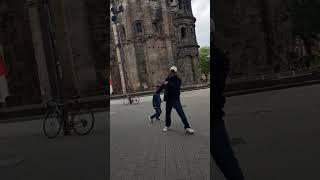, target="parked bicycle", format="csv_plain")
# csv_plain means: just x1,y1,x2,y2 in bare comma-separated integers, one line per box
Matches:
123,94,140,105
43,96,95,138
